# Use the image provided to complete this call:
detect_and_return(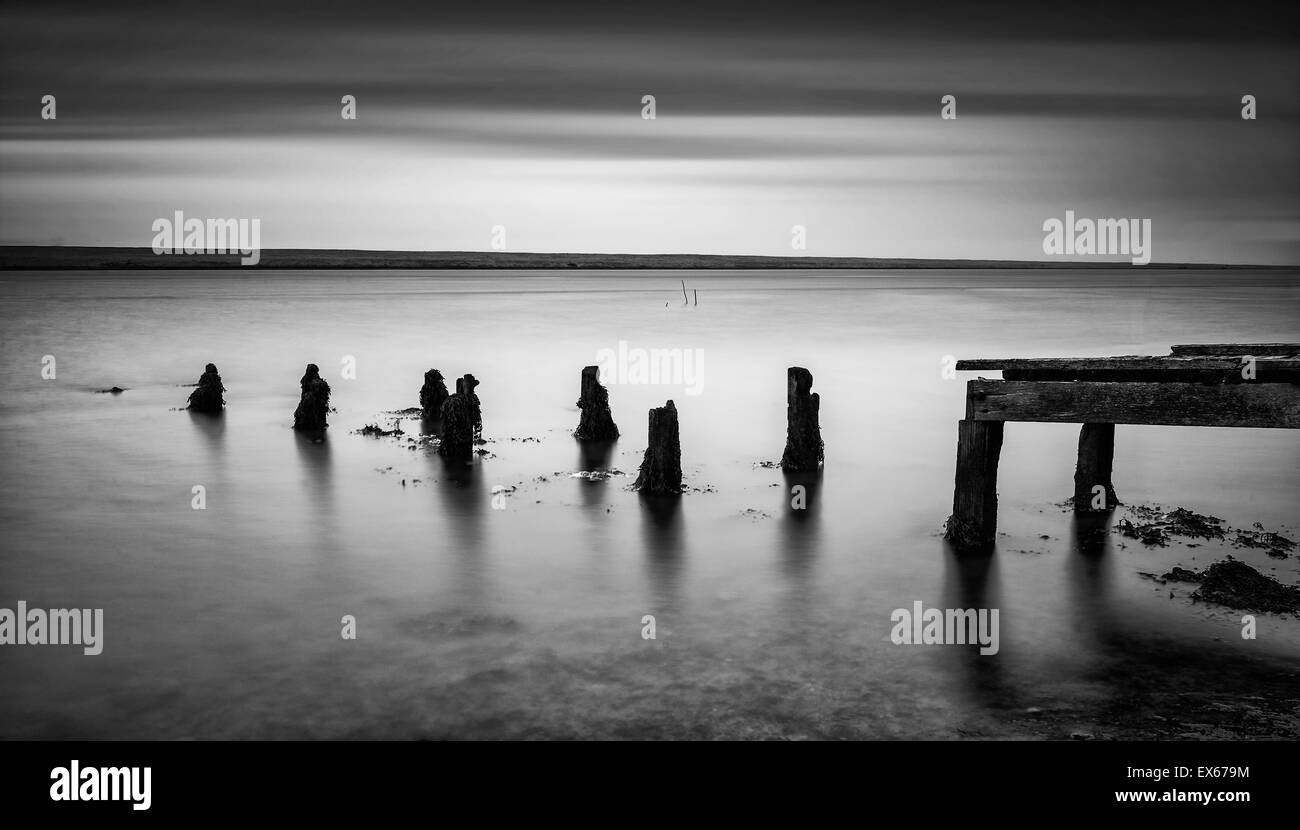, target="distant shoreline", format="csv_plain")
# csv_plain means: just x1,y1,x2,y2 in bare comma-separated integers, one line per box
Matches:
0,246,1290,271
